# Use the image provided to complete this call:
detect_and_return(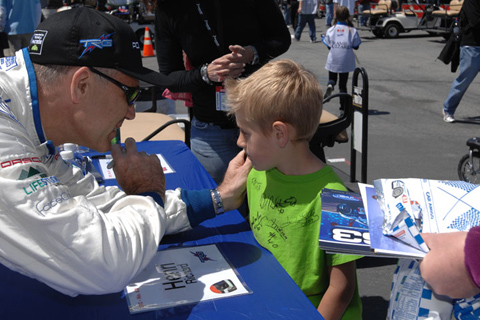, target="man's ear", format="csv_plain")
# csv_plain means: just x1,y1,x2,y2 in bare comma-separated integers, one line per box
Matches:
70,67,91,104
272,121,290,148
